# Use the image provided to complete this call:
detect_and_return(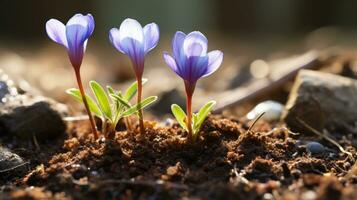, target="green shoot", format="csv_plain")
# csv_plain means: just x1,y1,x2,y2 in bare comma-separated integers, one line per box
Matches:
66,79,157,138
171,100,216,141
